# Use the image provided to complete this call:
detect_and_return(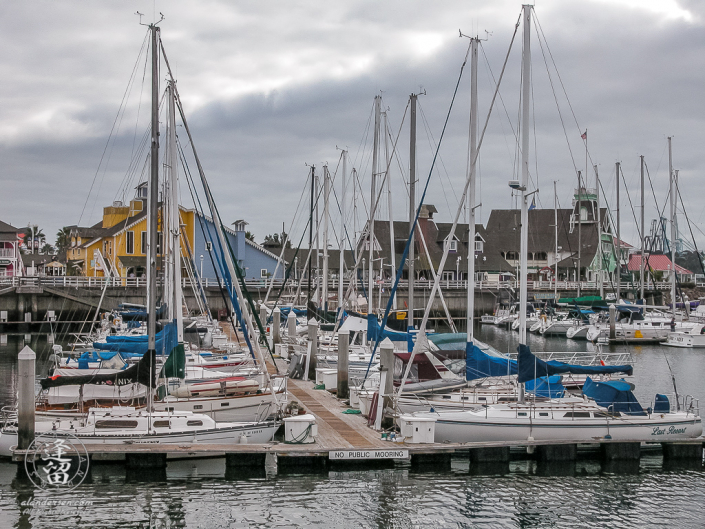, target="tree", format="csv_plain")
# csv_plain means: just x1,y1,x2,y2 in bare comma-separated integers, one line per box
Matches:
245,231,255,242
41,243,54,255
676,251,705,275
22,227,45,253
55,226,72,254
263,231,291,249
